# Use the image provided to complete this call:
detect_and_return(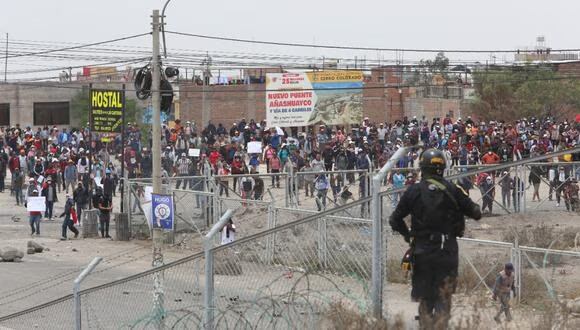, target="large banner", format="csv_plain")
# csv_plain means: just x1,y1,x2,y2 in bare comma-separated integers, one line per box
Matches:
266,70,363,127
90,89,124,133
